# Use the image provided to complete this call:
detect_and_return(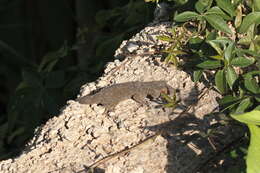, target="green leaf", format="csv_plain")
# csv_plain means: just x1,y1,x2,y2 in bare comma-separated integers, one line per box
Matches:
161,91,179,109
189,37,204,44
203,14,232,34
231,111,260,173
235,98,253,114
144,0,157,2
239,12,260,33
38,54,58,72
195,0,213,13
218,95,241,111
238,36,253,46
22,69,42,88
231,57,255,67
170,50,187,55
254,105,260,110
44,59,59,73
156,35,173,42
254,0,260,11
38,43,69,72
256,96,260,102
225,66,238,89
206,6,231,20
196,60,222,69
235,49,260,58
230,150,238,158
205,30,217,40
207,40,224,55
224,42,235,62
215,69,227,94
210,55,223,60
218,95,238,105
231,110,260,125
244,74,260,94
210,37,233,43
193,70,203,82
164,54,178,66
174,11,199,22
244,70,260,76
215,0,235,17
247,125,260,173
